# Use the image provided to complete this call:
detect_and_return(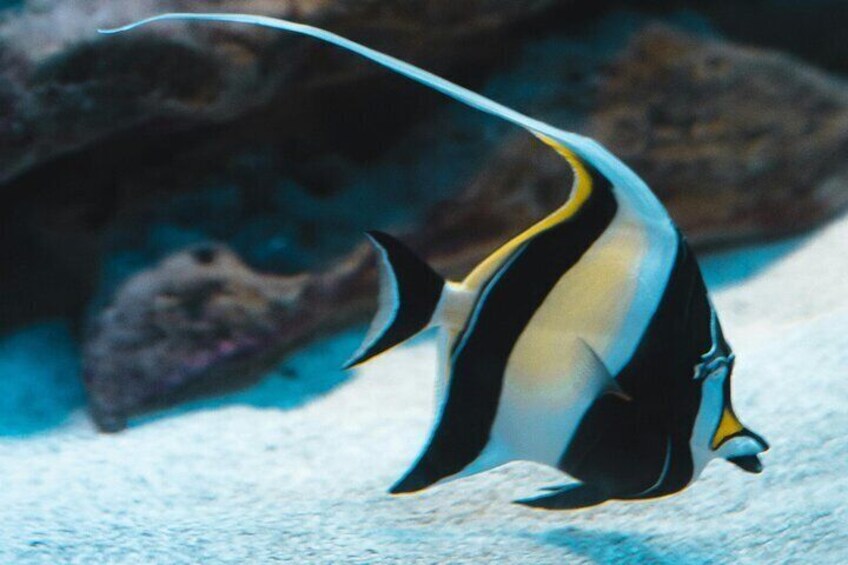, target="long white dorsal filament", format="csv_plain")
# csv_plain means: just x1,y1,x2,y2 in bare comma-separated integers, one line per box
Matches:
98,12,670,221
